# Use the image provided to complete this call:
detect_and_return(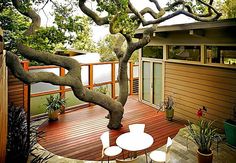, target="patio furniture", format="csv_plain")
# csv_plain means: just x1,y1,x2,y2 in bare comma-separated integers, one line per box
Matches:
100,131,122,163
128,124,145,133
149,137,172,163
116,132,154,163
